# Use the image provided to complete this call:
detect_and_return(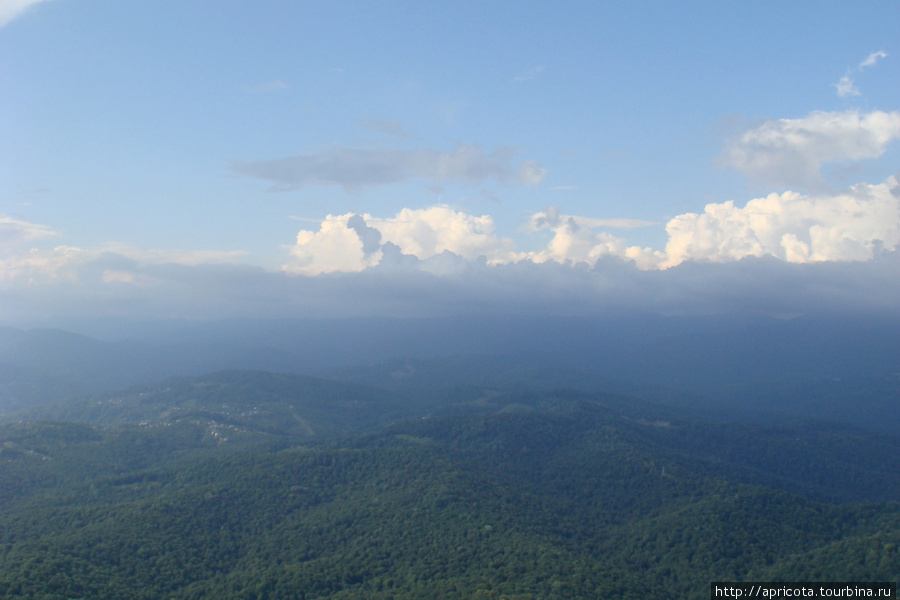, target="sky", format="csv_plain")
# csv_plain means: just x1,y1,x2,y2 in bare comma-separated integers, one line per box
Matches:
2,0,899,326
